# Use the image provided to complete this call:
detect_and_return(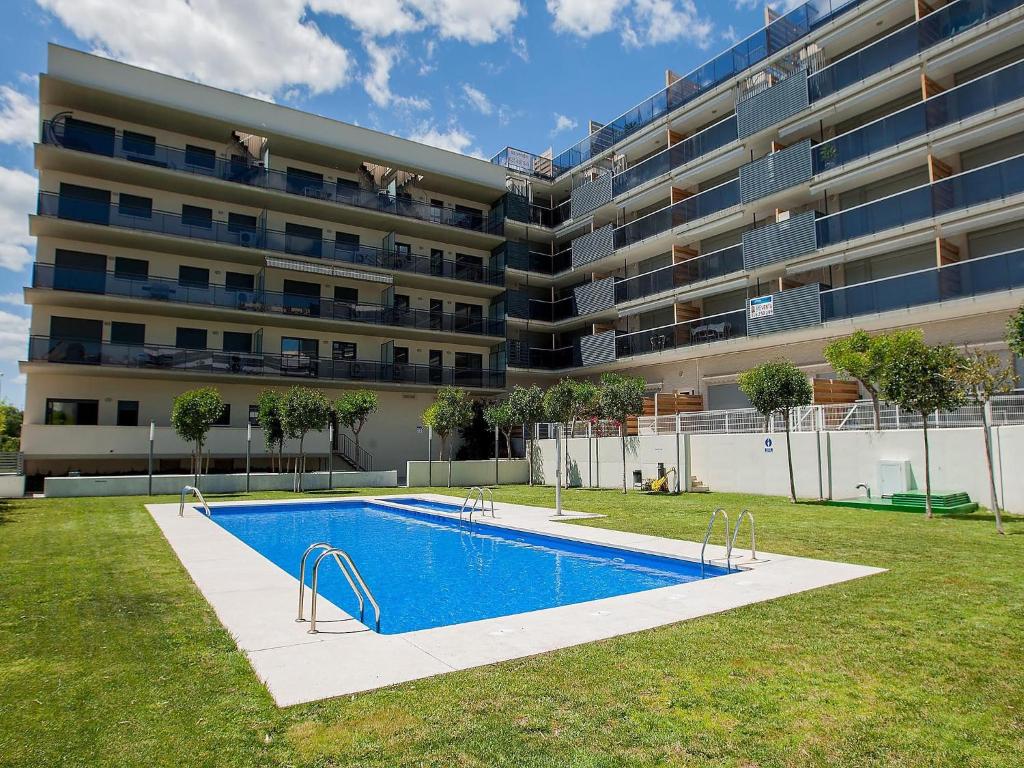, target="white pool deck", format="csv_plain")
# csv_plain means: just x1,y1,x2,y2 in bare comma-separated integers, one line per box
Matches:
148,495,884,707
